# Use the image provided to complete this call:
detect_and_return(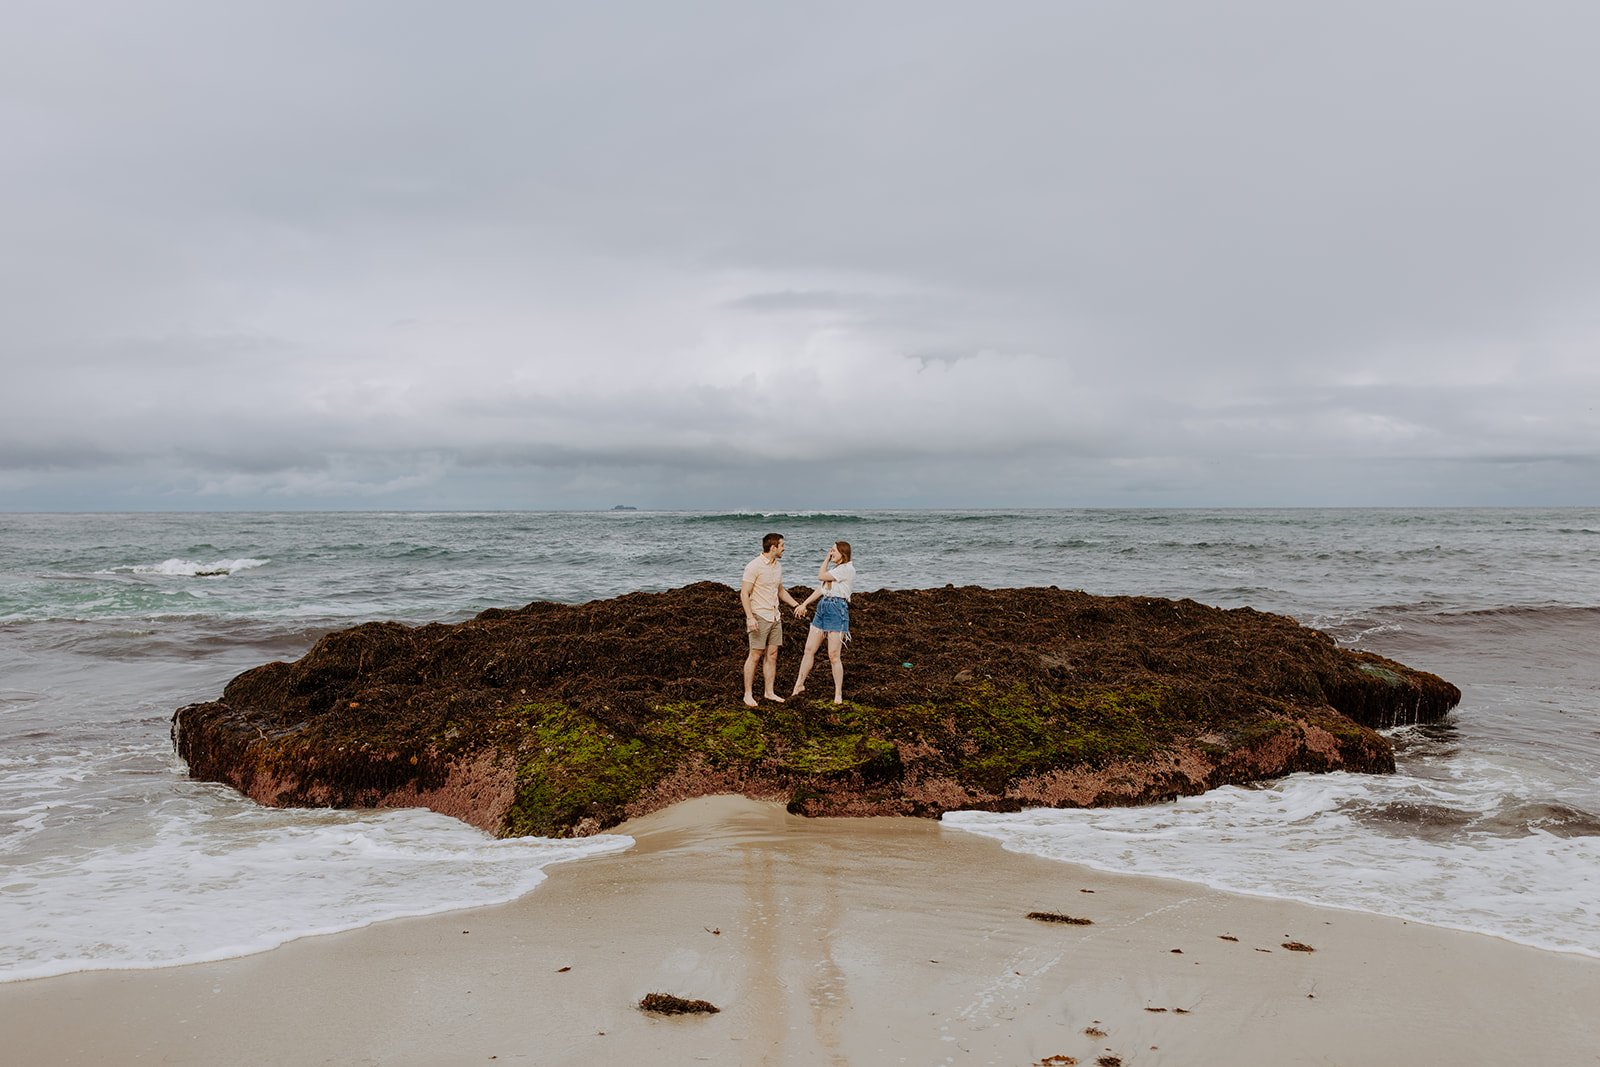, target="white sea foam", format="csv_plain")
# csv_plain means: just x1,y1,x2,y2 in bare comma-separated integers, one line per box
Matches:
0,787,631,982
126,558,271,578
944,764,1600,957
